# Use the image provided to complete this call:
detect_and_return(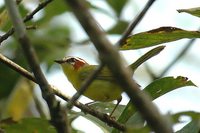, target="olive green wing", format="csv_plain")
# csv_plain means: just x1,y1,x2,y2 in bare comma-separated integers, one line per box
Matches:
78,65,115,82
